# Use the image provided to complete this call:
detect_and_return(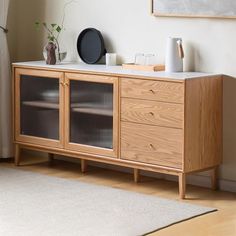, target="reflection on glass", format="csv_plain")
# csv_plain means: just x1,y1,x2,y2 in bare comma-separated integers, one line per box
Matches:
70,80,113,149
20,75,59,140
